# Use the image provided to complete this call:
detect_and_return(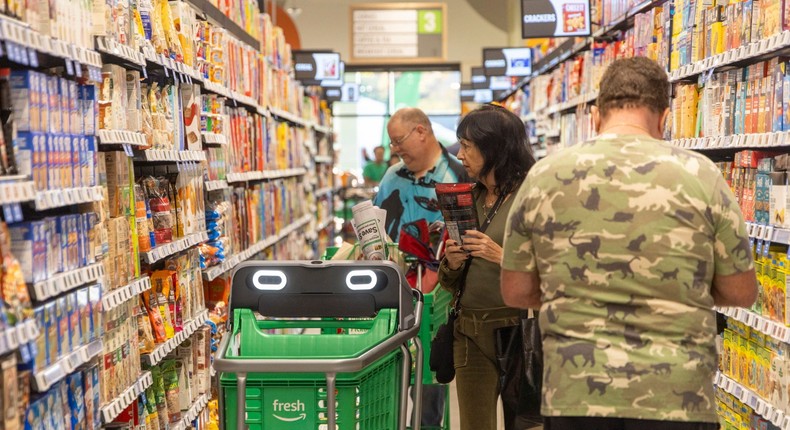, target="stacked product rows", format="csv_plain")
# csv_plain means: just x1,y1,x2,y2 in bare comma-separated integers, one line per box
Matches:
0,0,337,427
500,0,790,428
